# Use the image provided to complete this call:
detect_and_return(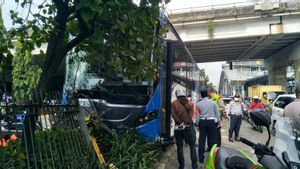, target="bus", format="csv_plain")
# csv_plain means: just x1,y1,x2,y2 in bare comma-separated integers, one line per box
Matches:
67,16,204,141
